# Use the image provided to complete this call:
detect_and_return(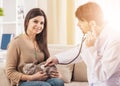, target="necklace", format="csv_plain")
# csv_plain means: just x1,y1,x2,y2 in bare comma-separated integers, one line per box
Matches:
33,41,38,60
25,34,38,62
